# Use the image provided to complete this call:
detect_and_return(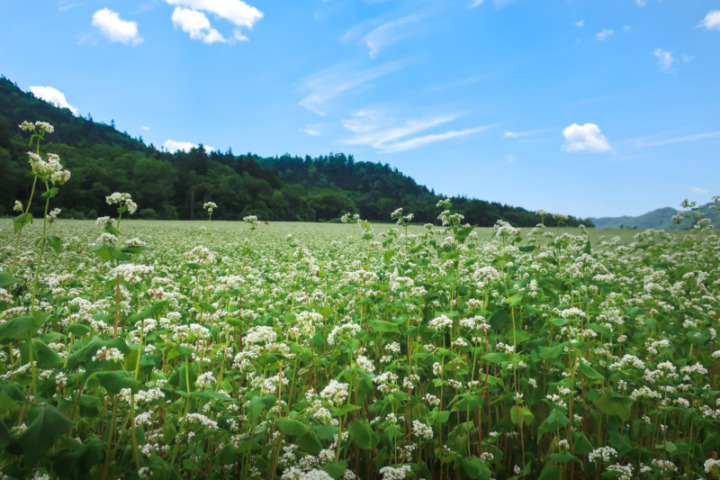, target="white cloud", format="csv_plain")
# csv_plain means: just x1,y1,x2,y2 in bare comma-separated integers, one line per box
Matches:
469,0,484,7
653,48,675,72
140,125,150,131
163,139,215,153
92,8,143,46
506,154,516,163
299,61,407,115
692,187,709,195
300,127,322,136
171,7,226,43
341,109,492,154
700,10,720,31
562,123,611,153
595,29,614,41
363,15,424,58
29,86,79,115
164,0,262,40
575,20,584,28
636,0,646,6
